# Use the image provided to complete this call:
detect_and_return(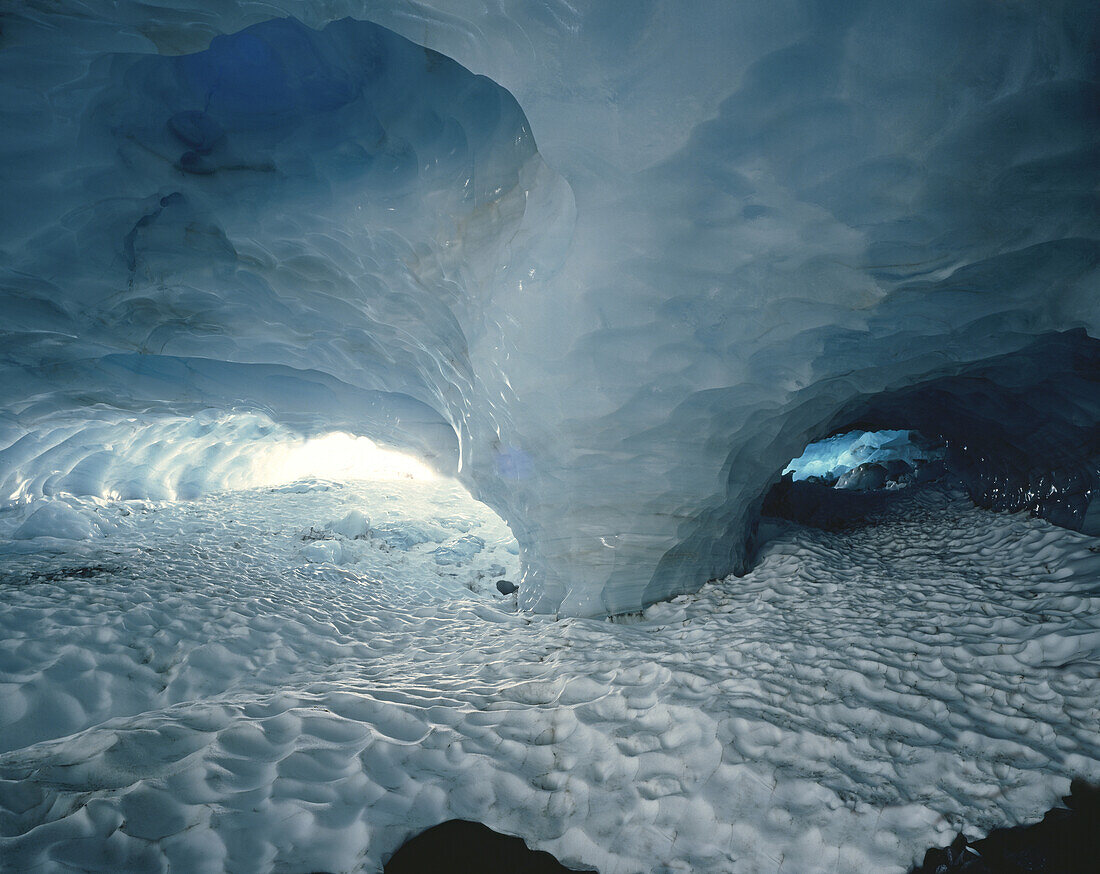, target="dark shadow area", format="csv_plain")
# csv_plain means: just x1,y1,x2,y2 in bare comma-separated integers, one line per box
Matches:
762,459,948,530
764,426,948,530
808,330,1100,535
761,469,939,530
384,820,598,874
910,779,1100,873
